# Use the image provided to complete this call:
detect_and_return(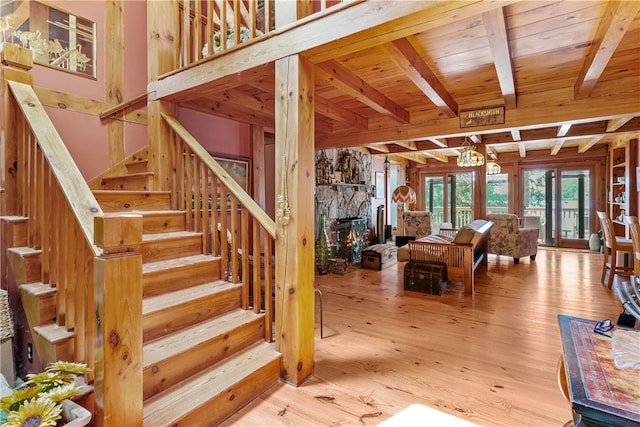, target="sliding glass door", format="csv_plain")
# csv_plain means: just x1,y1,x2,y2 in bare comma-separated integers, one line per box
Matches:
425,172,474,228
523,167,592,248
